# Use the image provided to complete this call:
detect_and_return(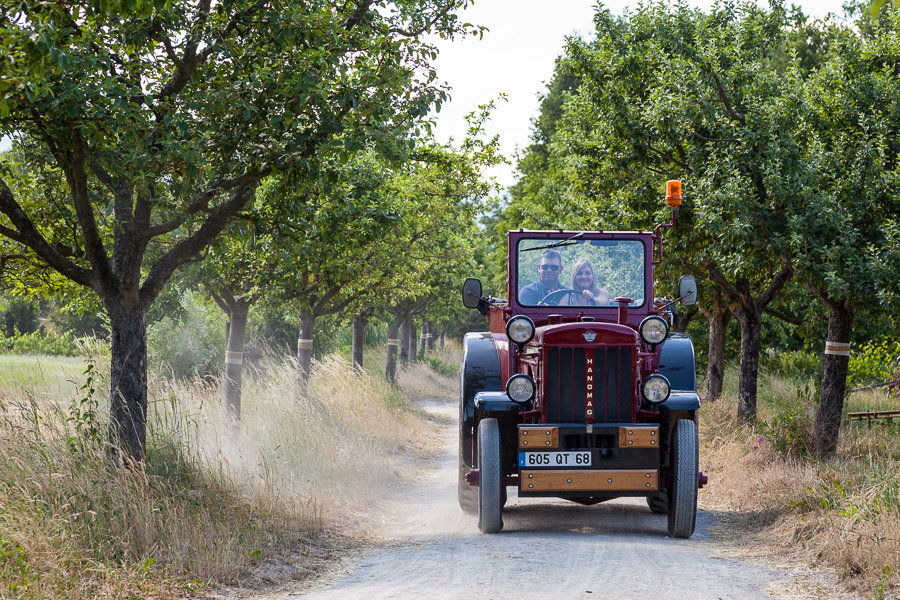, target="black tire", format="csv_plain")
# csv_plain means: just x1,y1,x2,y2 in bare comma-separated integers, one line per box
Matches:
458,453,477,514
647,493,668,515
667,419,698,538
477,418,503,533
